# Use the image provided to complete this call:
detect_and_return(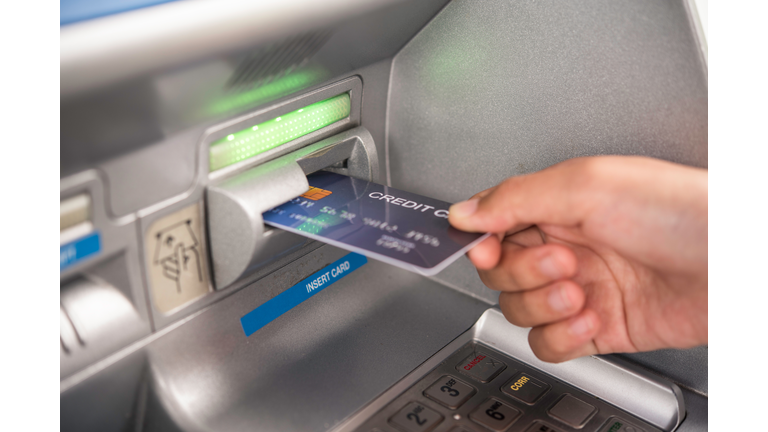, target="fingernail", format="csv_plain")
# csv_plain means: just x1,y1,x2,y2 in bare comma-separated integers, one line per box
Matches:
539,254,564,279
548,284,572,312
569,315,594,336
450,198,479,218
